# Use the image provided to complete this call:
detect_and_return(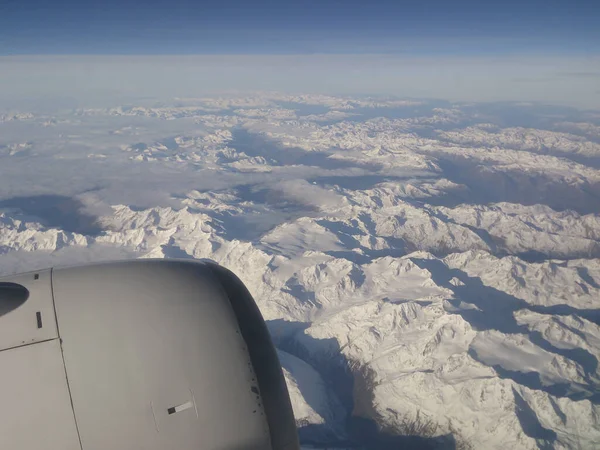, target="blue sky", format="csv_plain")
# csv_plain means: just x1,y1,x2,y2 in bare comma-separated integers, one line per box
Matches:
1,0,598,55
